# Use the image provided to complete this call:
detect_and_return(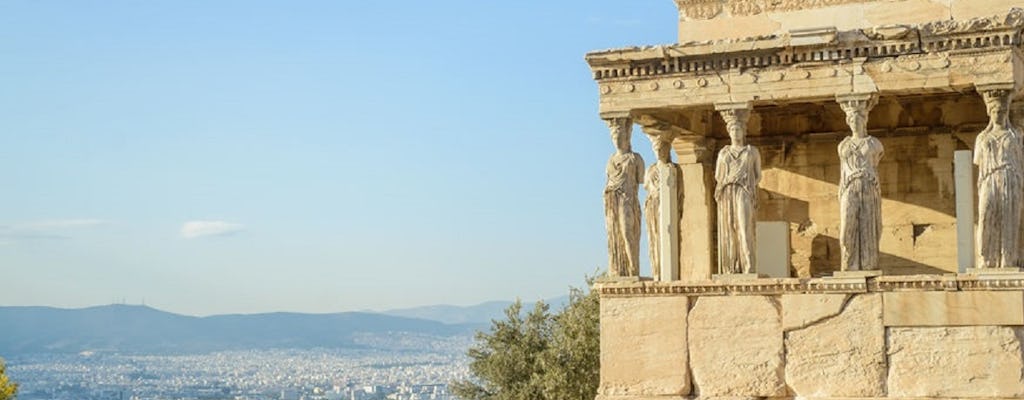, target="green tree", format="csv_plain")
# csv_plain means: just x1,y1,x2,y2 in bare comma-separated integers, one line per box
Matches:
452,300,552,400
0,358,17,400
452,280,600,400
539,285,600,400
